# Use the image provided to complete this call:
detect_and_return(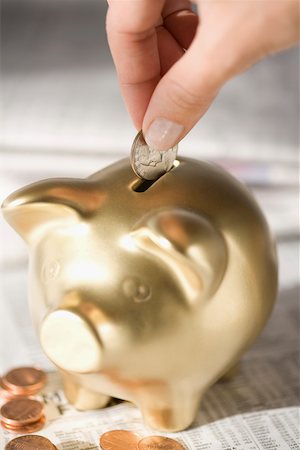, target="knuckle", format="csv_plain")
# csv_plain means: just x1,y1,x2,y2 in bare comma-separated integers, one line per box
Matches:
106,3,157,38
